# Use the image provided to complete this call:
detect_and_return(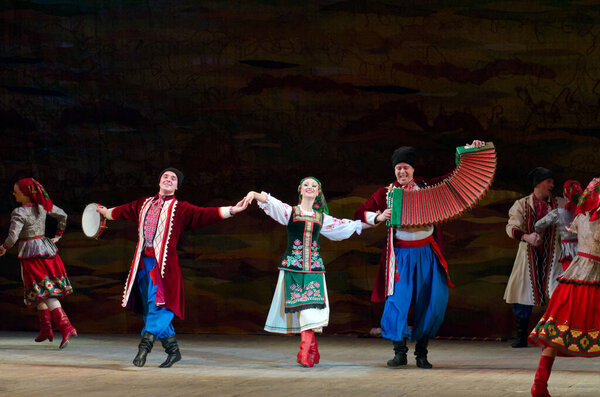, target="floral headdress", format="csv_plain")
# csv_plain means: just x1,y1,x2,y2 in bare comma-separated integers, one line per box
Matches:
576,178,600,222
297,176,329,215
563,179,582,213
17,178,53,211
